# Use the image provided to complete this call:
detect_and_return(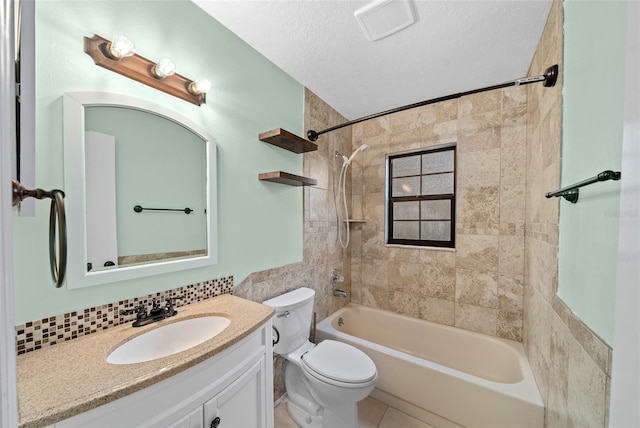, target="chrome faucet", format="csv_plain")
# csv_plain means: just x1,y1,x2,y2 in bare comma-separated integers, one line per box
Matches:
333,289,347,298
120,296,184,327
